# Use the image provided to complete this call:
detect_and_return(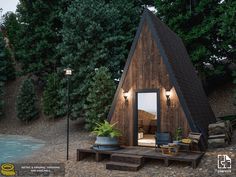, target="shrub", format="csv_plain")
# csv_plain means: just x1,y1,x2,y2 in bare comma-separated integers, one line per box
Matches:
16,78,38,122
84,67,115,130
42,73,61,118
